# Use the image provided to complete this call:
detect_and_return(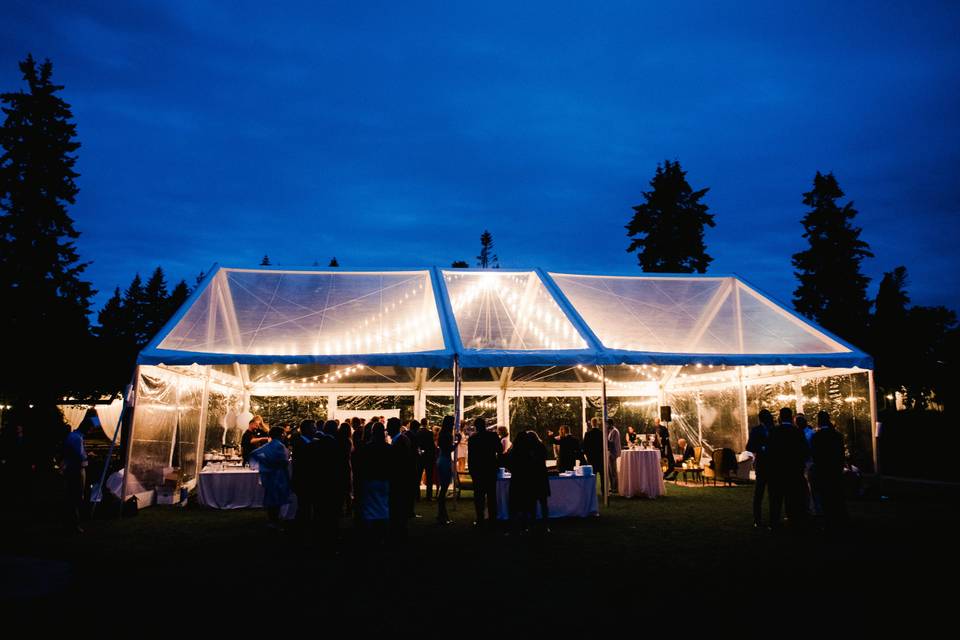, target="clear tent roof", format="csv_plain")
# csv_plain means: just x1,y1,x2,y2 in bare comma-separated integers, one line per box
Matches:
139,266,871,369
